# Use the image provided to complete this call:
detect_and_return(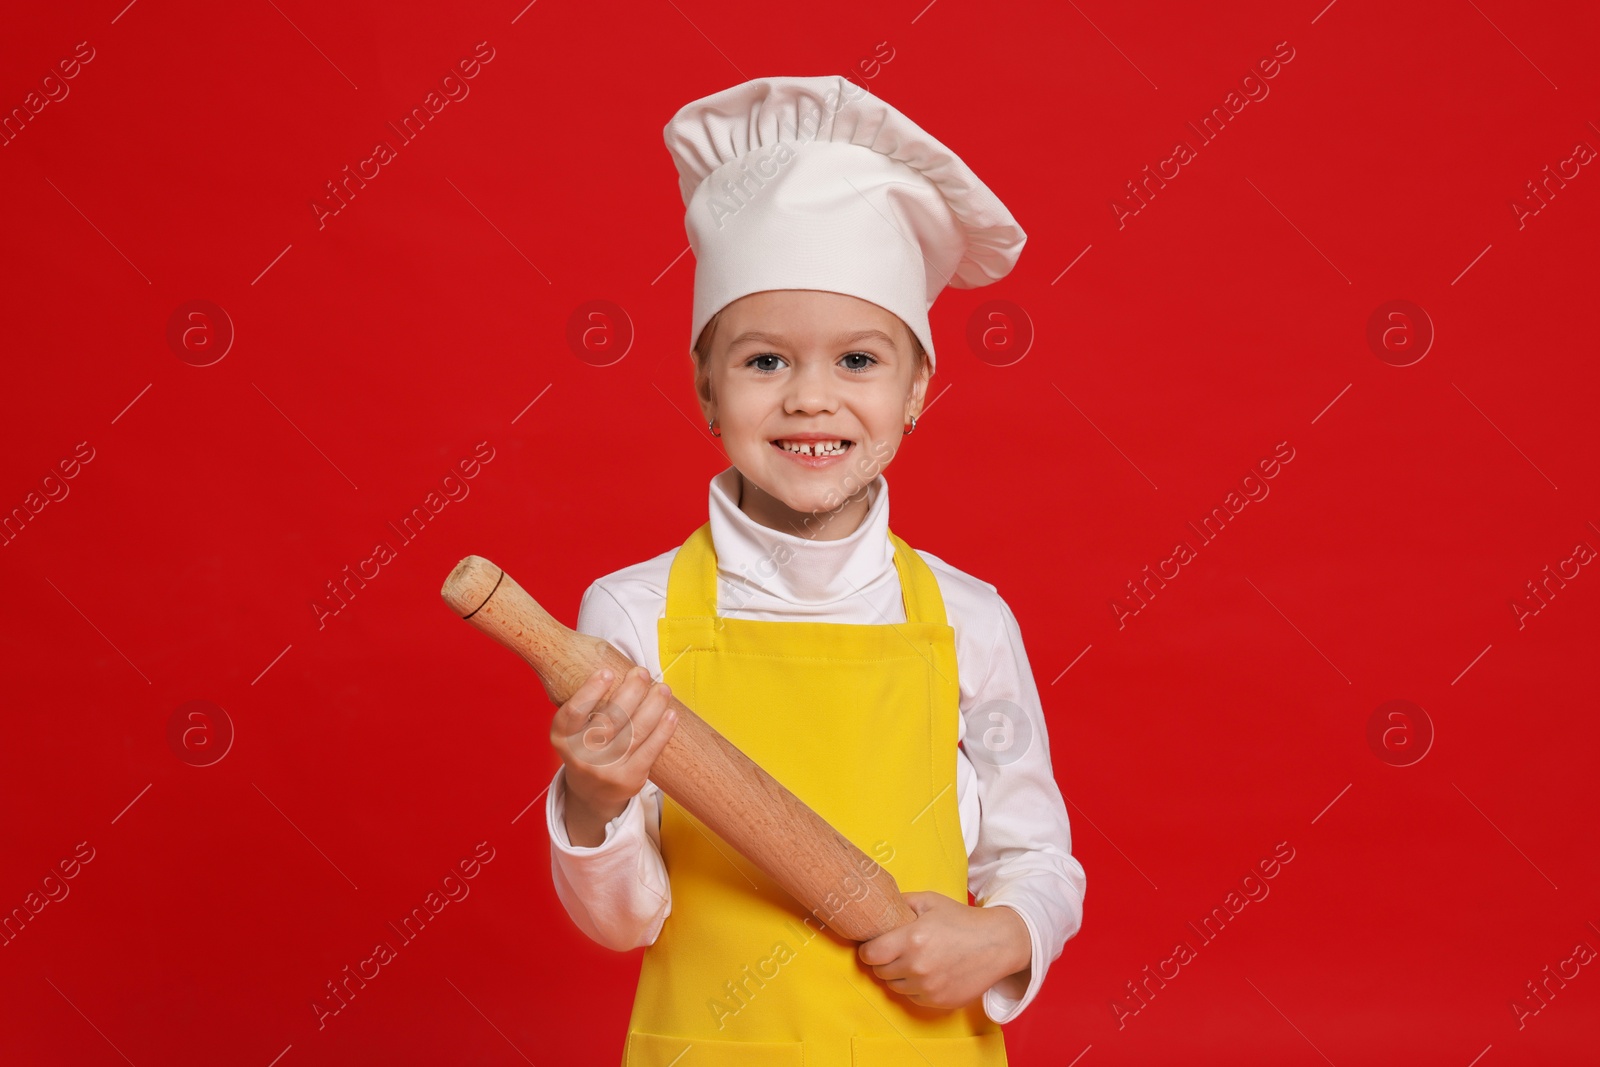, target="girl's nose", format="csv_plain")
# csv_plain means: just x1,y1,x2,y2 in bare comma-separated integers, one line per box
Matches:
783,359,839,413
